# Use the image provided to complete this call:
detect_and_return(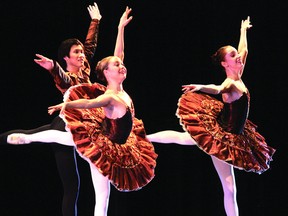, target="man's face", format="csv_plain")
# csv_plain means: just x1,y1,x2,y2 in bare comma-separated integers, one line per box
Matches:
64,45,85,69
